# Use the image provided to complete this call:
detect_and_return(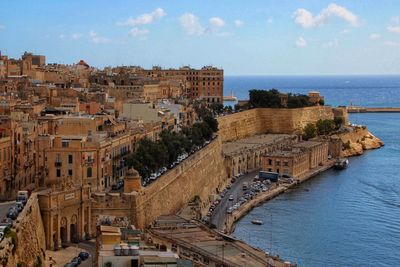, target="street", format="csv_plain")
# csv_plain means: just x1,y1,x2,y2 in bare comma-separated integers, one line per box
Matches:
211,169,259,230
0,201,15,221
